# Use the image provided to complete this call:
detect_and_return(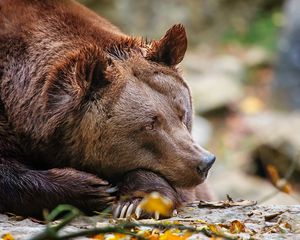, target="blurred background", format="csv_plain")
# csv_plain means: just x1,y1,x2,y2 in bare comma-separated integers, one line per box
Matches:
79,0,300,204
